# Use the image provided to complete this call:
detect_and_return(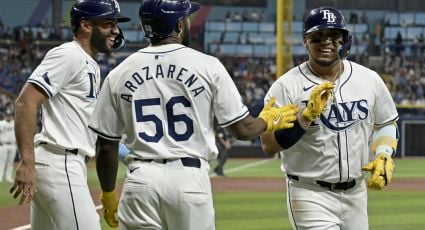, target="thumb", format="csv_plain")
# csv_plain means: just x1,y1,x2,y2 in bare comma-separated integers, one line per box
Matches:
362,162,374,172
264,97,276,110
